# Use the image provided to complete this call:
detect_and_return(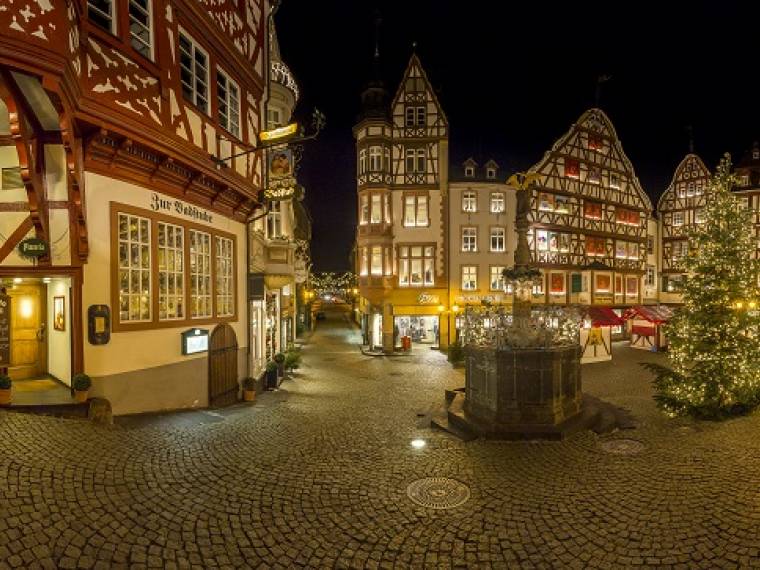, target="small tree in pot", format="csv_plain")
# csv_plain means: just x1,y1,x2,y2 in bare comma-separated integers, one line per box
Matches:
242,377,256,402
0,374,11,406
284,350,301,373
265,361,279,390
273,352,286,377
72,373,92,403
